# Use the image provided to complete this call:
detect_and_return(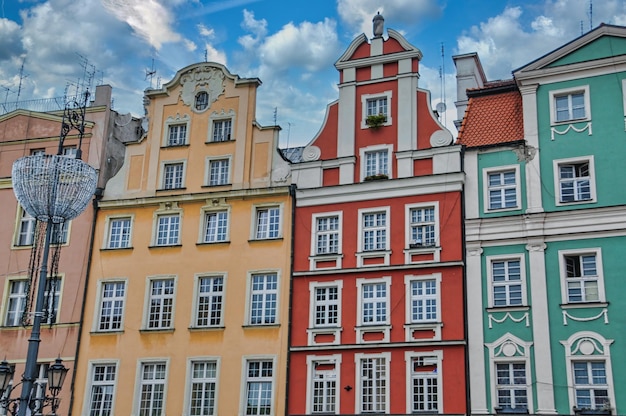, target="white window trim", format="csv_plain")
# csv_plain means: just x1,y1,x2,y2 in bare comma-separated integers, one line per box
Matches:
357,206,391,267
13,206,37,248
132,358,170,416
151,203,183,247
250,203,284,241
162,114,191,146
159,159,187,190
354,352,391,414
560,331,615,413
142,275,177,330
93,278,128,333
183,356,221,416
102,214,134,249
356,276,391,343
305,354,342,415
360,91,393,129
207,109,236,143
239,355,277,416
194,90,210,113
204,154,232,186
83,360,120,416
403,273,442,342
359,144,394,181
404,350,443,414
244,269,281,326
482,165,521,212
487,254,527,308
191,273,227,329
309,211,343,270
486,333,534,414
622,79,626,131
549,85,591,125
307,280,343,346
2,276,28,327
553,155,596,206
44,274,63,325
558,248,605,304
